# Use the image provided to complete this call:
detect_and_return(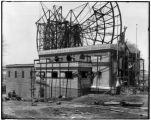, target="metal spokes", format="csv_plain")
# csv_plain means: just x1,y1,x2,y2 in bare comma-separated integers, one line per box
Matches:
36,2,122,51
